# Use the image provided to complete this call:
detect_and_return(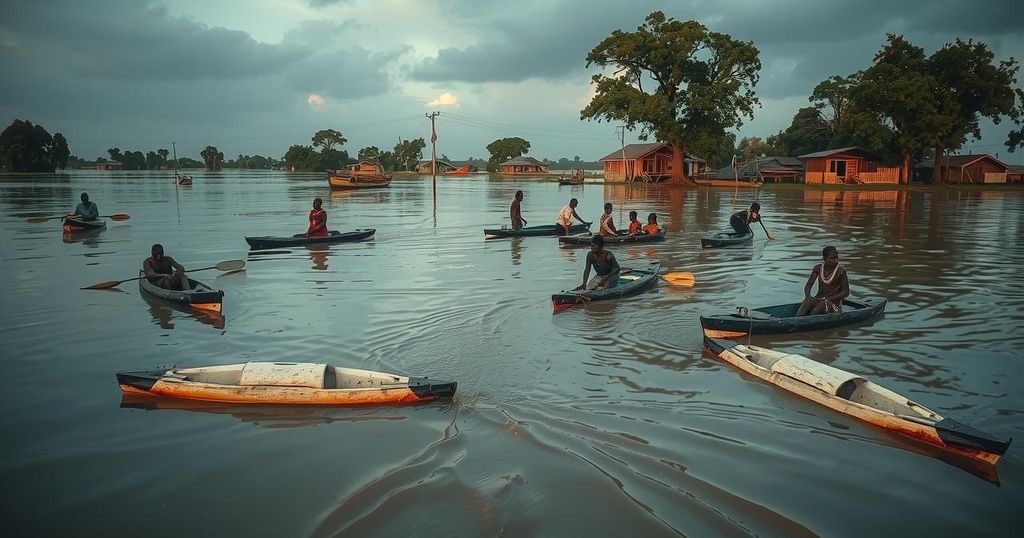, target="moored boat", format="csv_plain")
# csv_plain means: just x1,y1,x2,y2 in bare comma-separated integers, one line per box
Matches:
701,230,753,248
443,166,471,175
138,271,223,313
552,261,660,310
62,217,106,233
484,222,591,238
327,160,393,189
700,296,886,338
245,229,375,250
558,229,665,246
117,361,457,405
703,337,1011,465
